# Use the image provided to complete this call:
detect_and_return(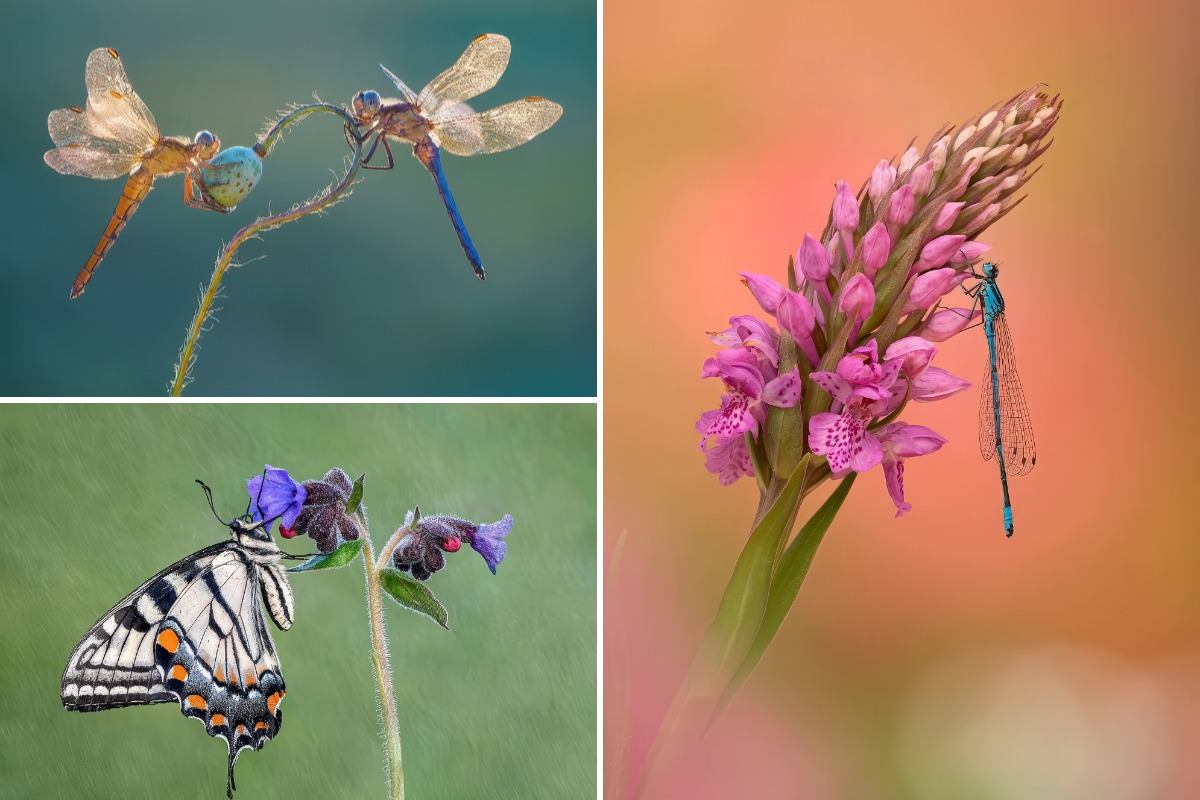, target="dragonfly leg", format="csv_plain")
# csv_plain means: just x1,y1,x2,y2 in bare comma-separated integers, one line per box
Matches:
184,170,232,214
359,135,395,170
